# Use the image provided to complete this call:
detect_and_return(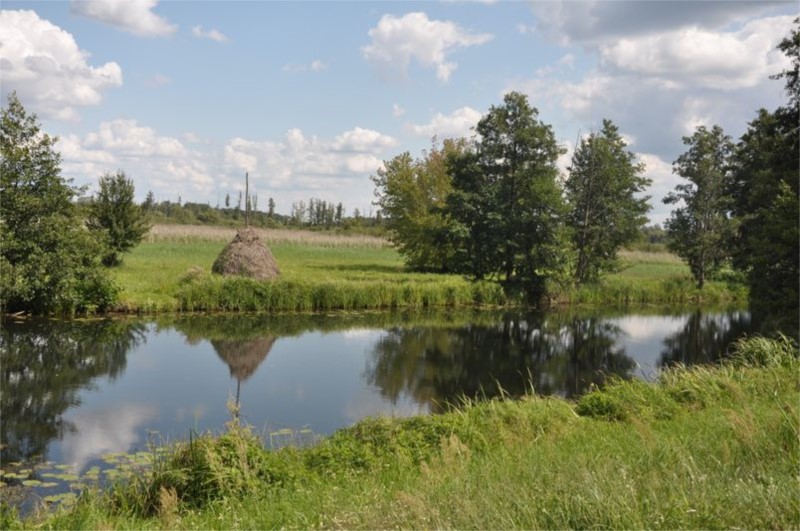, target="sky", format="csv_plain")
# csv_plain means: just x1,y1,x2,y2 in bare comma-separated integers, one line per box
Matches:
1,0,796,223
